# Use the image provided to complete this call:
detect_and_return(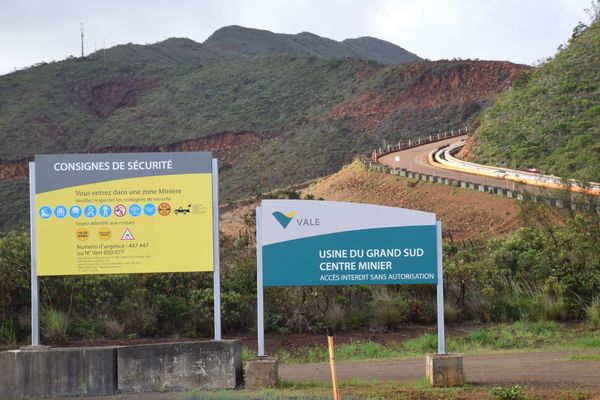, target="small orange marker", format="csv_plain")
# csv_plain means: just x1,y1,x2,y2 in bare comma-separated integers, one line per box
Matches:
327,327,340,400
